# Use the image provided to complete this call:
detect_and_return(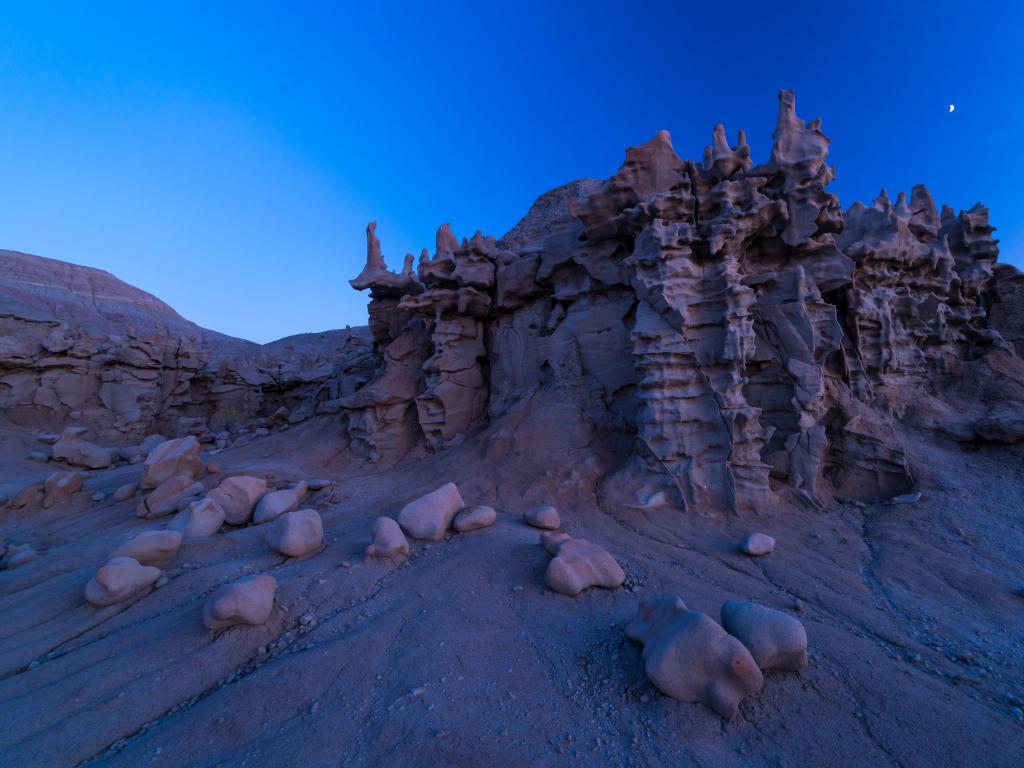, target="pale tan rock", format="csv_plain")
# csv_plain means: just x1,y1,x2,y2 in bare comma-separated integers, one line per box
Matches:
452,505,496,532
113,482,138,502
85,557,162,607
721,600,808,672
141,436,201,489
111,530,182,568
138,473,203,519
203,574,277,630
208,475,267,525
626,596,763,718
42,471,84,508
523,505,560,530
739,533,775,556
167,497,225,538
252,481,307,525
397,482,465,541
365,516,409,558
265,509,323,557
539,531,571,555
52,427,113,469
544,538,625,595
